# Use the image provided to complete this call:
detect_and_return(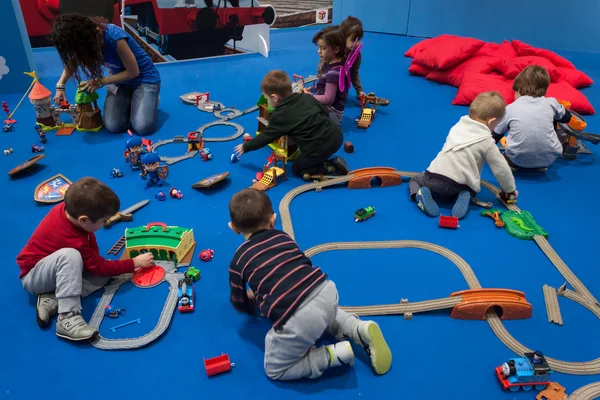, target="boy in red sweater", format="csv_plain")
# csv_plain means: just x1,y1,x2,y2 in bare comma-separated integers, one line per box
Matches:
17,177,154,341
